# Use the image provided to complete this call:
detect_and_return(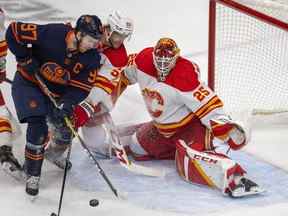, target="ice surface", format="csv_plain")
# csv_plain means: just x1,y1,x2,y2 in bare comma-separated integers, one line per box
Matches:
0,0,288,215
